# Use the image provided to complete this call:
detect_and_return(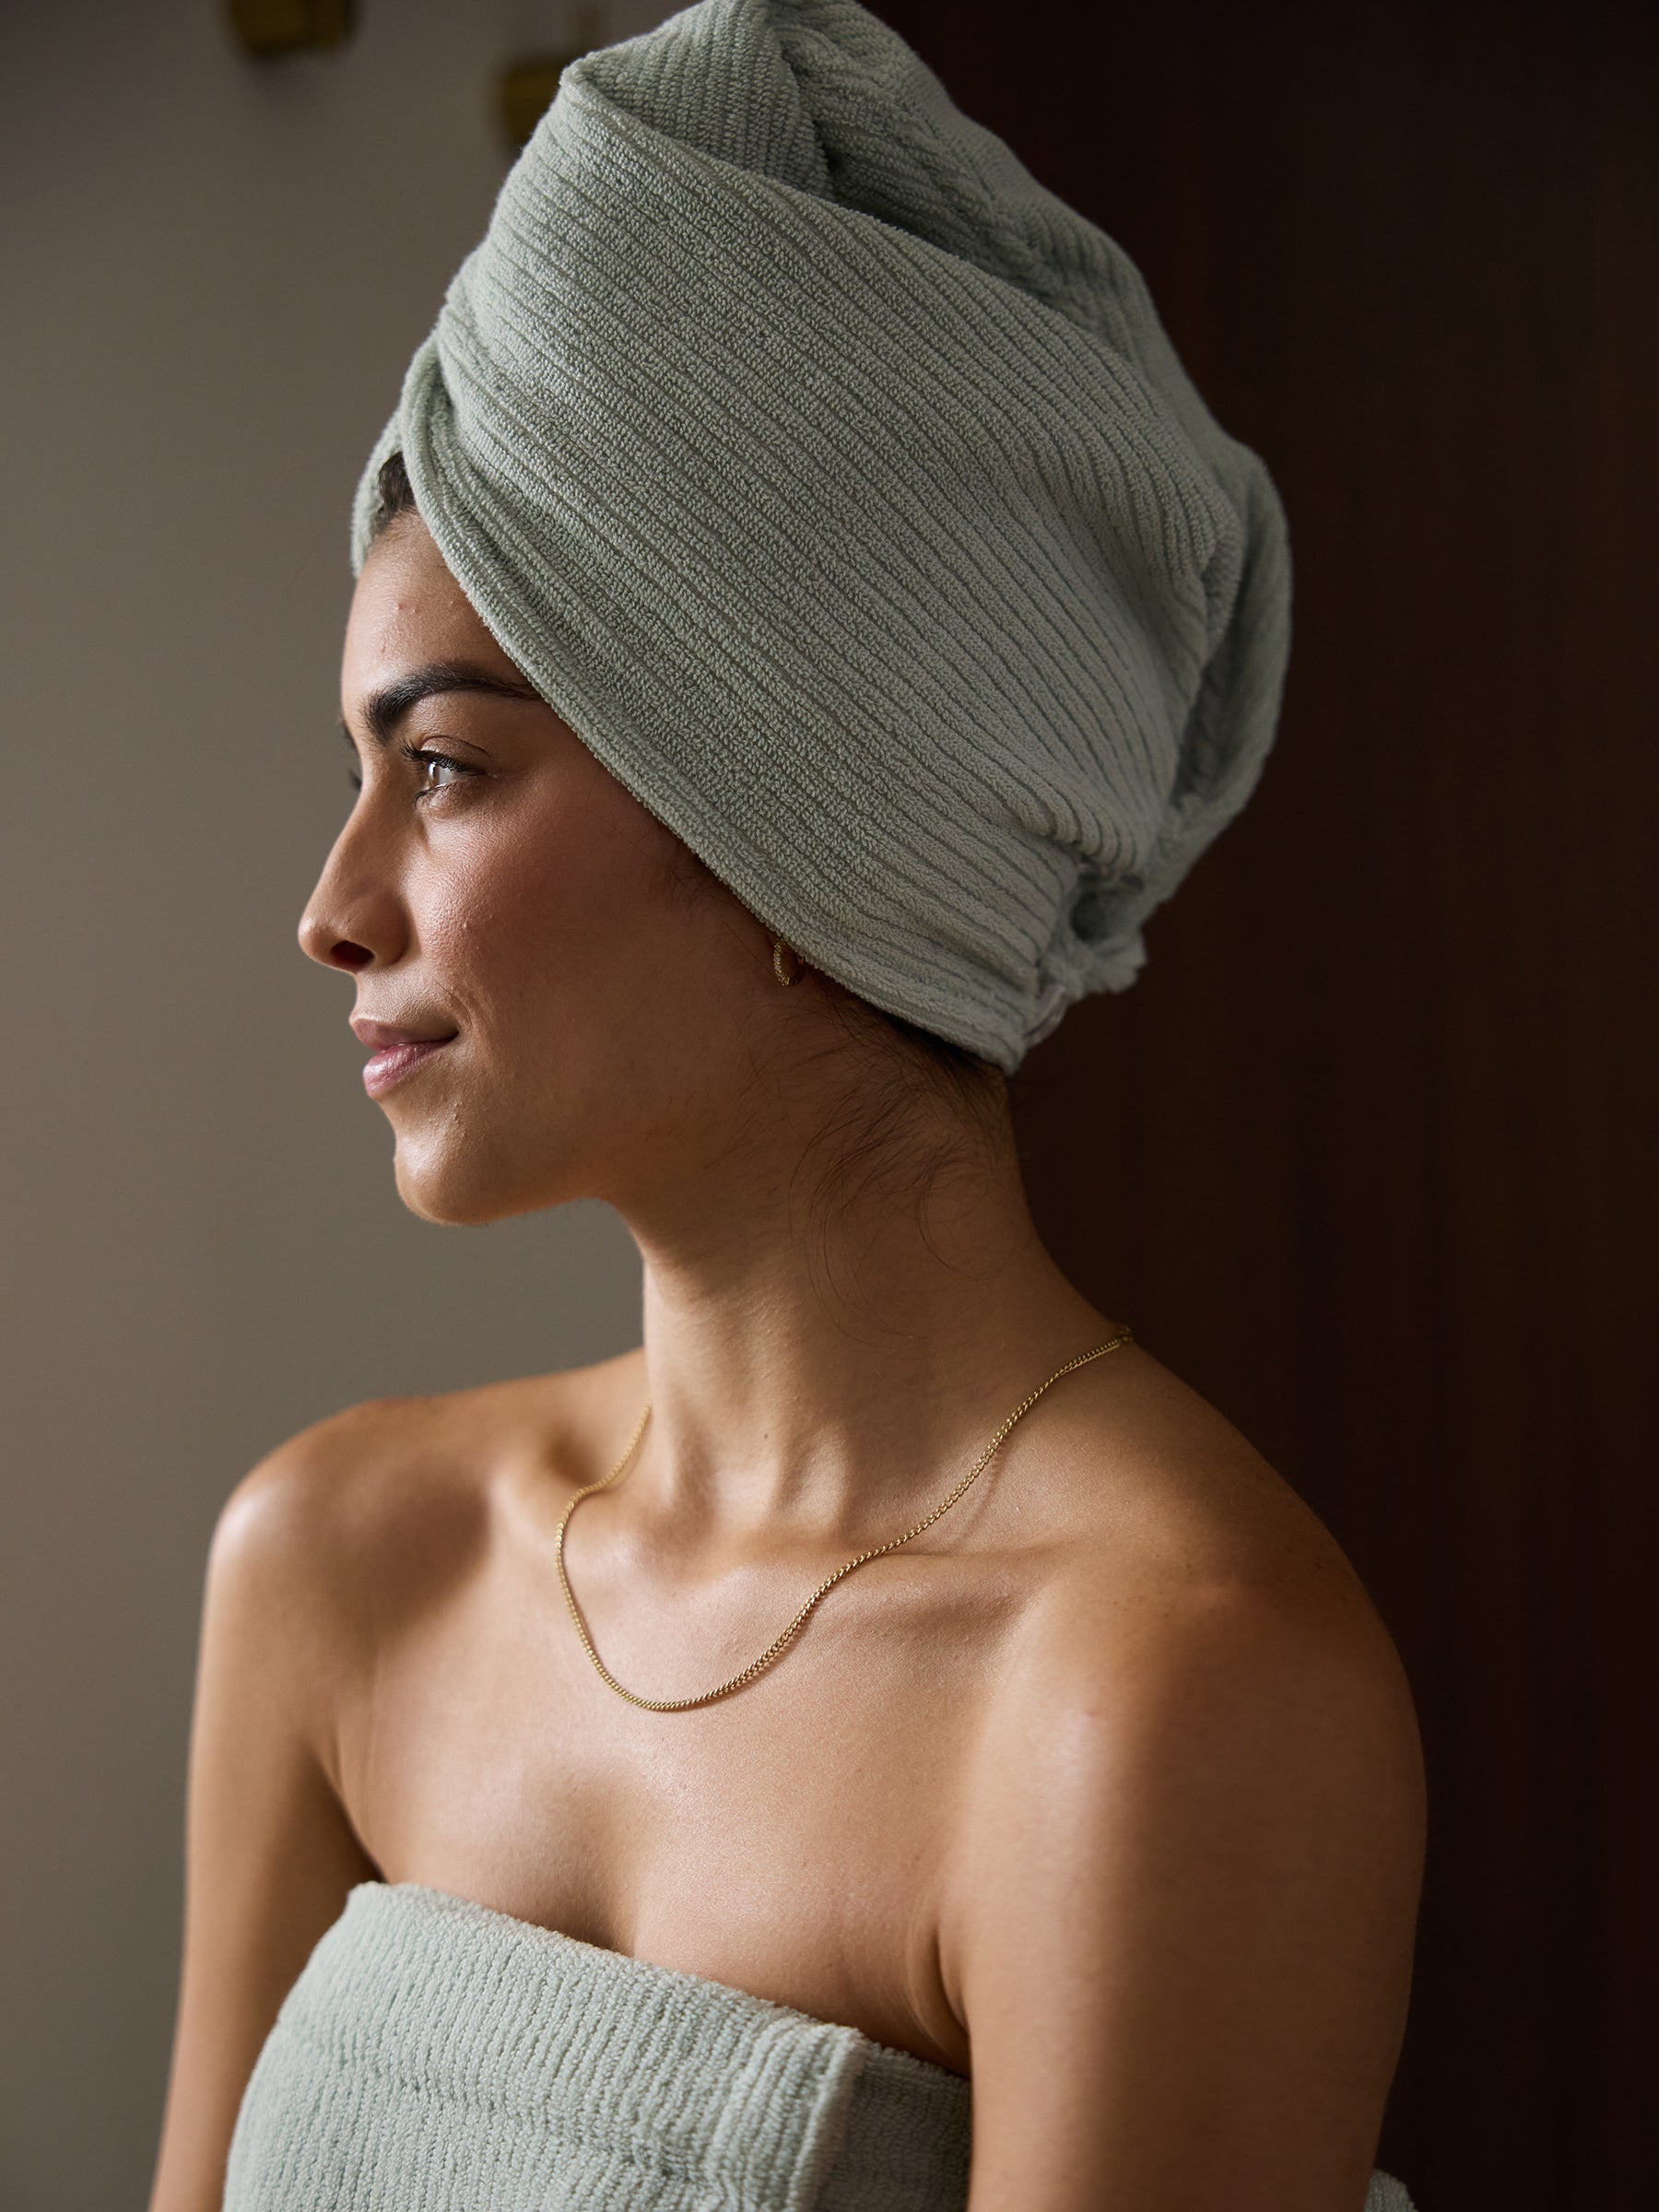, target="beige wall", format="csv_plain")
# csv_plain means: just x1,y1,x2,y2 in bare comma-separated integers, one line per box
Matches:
0,5,672,2203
